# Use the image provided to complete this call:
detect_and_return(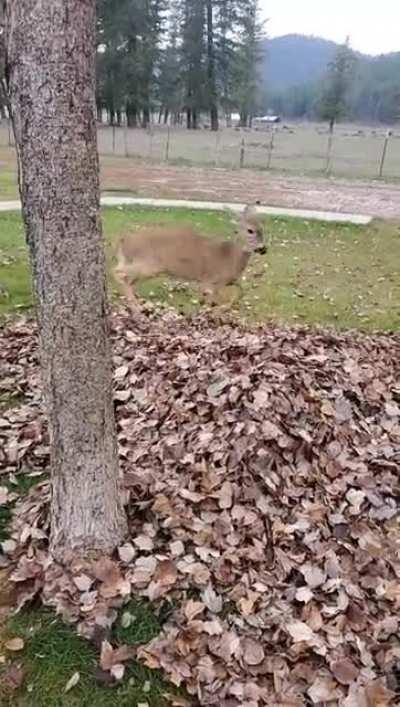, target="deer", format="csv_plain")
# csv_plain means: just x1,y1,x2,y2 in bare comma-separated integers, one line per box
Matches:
113,205,267,309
